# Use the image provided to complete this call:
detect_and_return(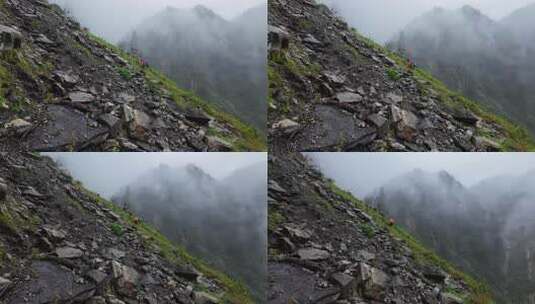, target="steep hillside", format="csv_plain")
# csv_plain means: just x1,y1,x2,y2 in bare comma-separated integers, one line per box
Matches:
388,5,535,137
111,163,267,302
268,0,535,152
0,153,254,303
268,153,493,303
367,170,535,303
0,0,264,151
120,4,267,132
